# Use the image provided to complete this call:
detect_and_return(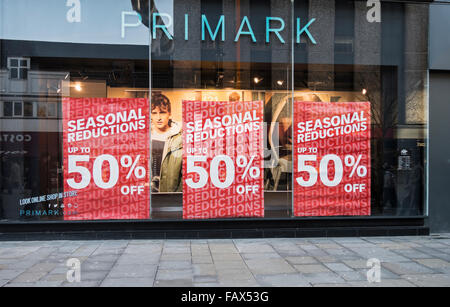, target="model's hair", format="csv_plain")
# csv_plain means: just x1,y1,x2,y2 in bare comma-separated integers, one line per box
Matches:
151,92,171,113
